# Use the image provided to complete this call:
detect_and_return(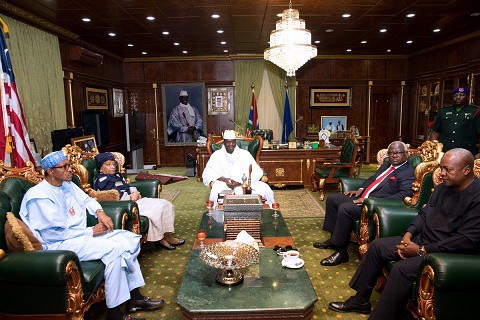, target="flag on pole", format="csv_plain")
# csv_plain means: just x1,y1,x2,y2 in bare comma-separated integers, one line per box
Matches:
281,89,294,143
0,25,35,167
246,87,259,137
